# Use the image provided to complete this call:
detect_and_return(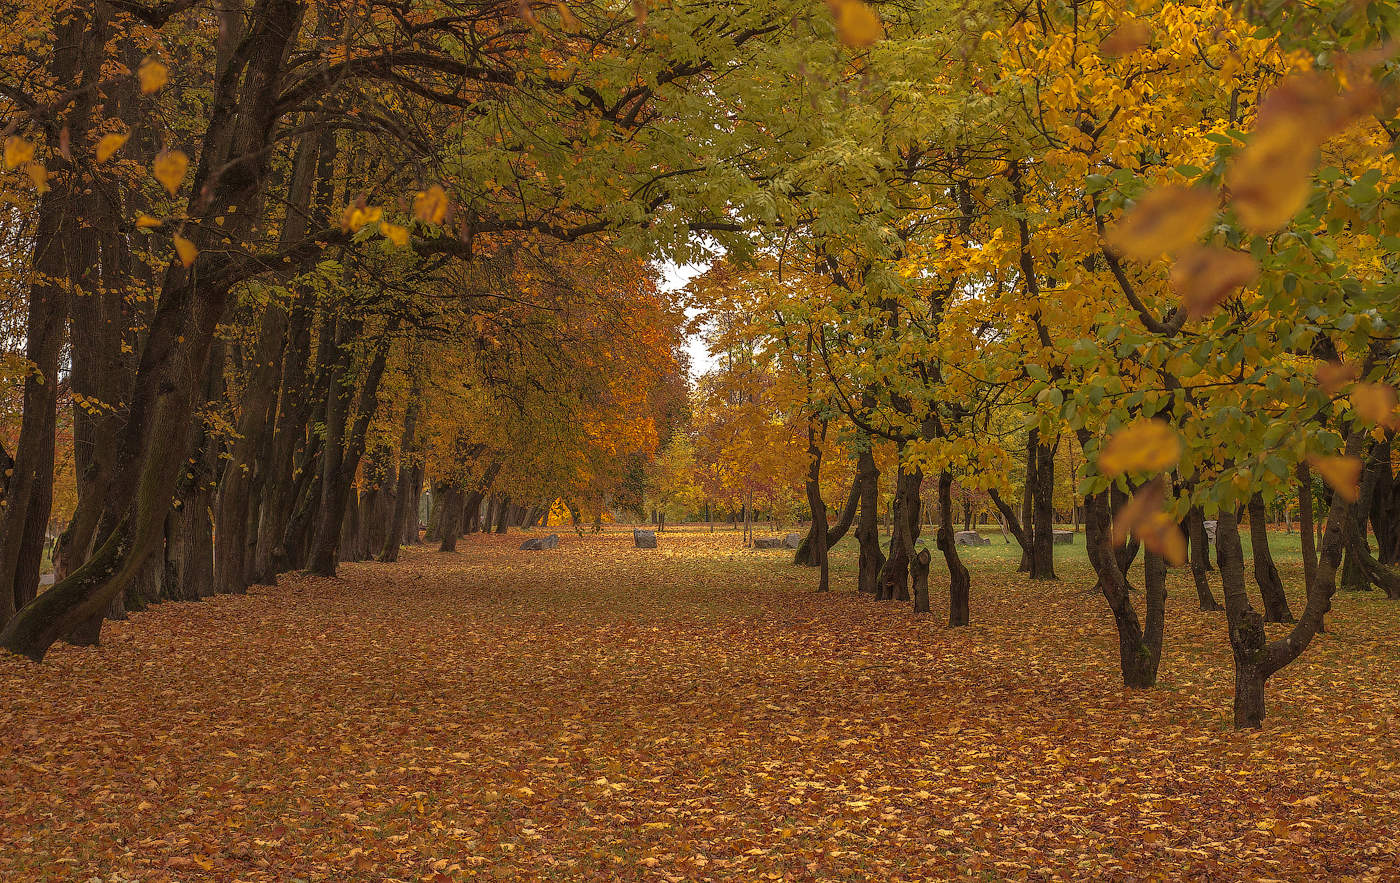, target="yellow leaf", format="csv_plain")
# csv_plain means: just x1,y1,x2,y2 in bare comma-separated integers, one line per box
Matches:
1170,246,1258,319
413,184,449,225
381,221,410,247
96,132,130,162
26,162,48,193
632,0,647,25
1308,454,1361,503
342,204,383,232
826,0,881,48
138,58,168,94
135,213,163,228
1099,419,1181,477
173,235,197,267
5,136,35,170
1106,187,1216,261
1351,383,1400,430
153,149,188,197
